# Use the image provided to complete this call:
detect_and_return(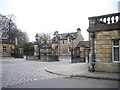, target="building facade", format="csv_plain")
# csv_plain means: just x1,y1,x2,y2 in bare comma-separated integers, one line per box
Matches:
53,28,84,56
1,31,15,57
52,28,89,62
2,43,14,57
1,30,23,57
87,12,120,72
